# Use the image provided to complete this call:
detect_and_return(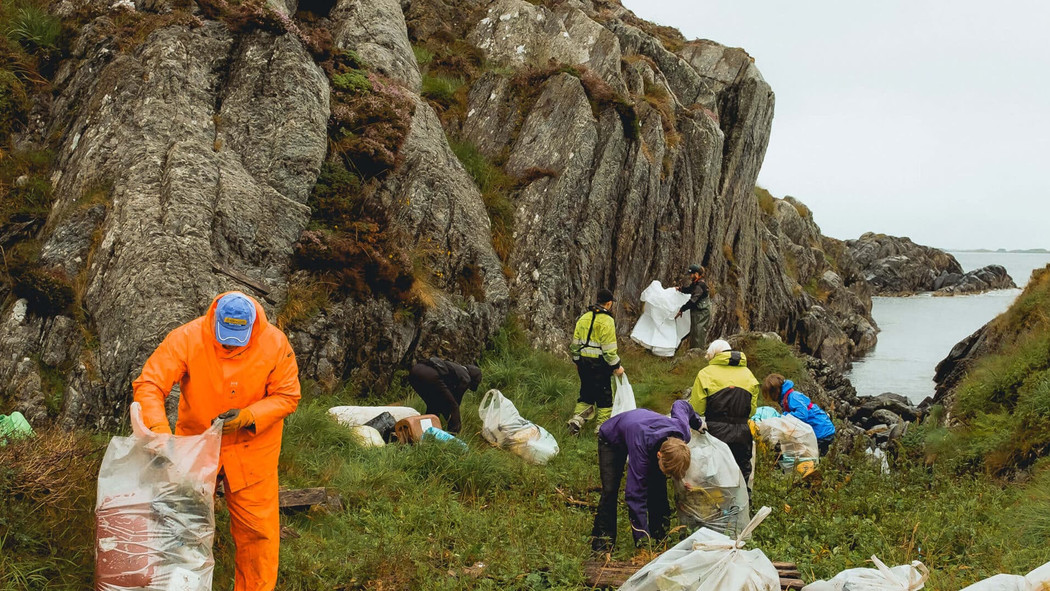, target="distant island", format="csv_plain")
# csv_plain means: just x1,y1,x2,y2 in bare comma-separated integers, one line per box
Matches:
948,248,1050,253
